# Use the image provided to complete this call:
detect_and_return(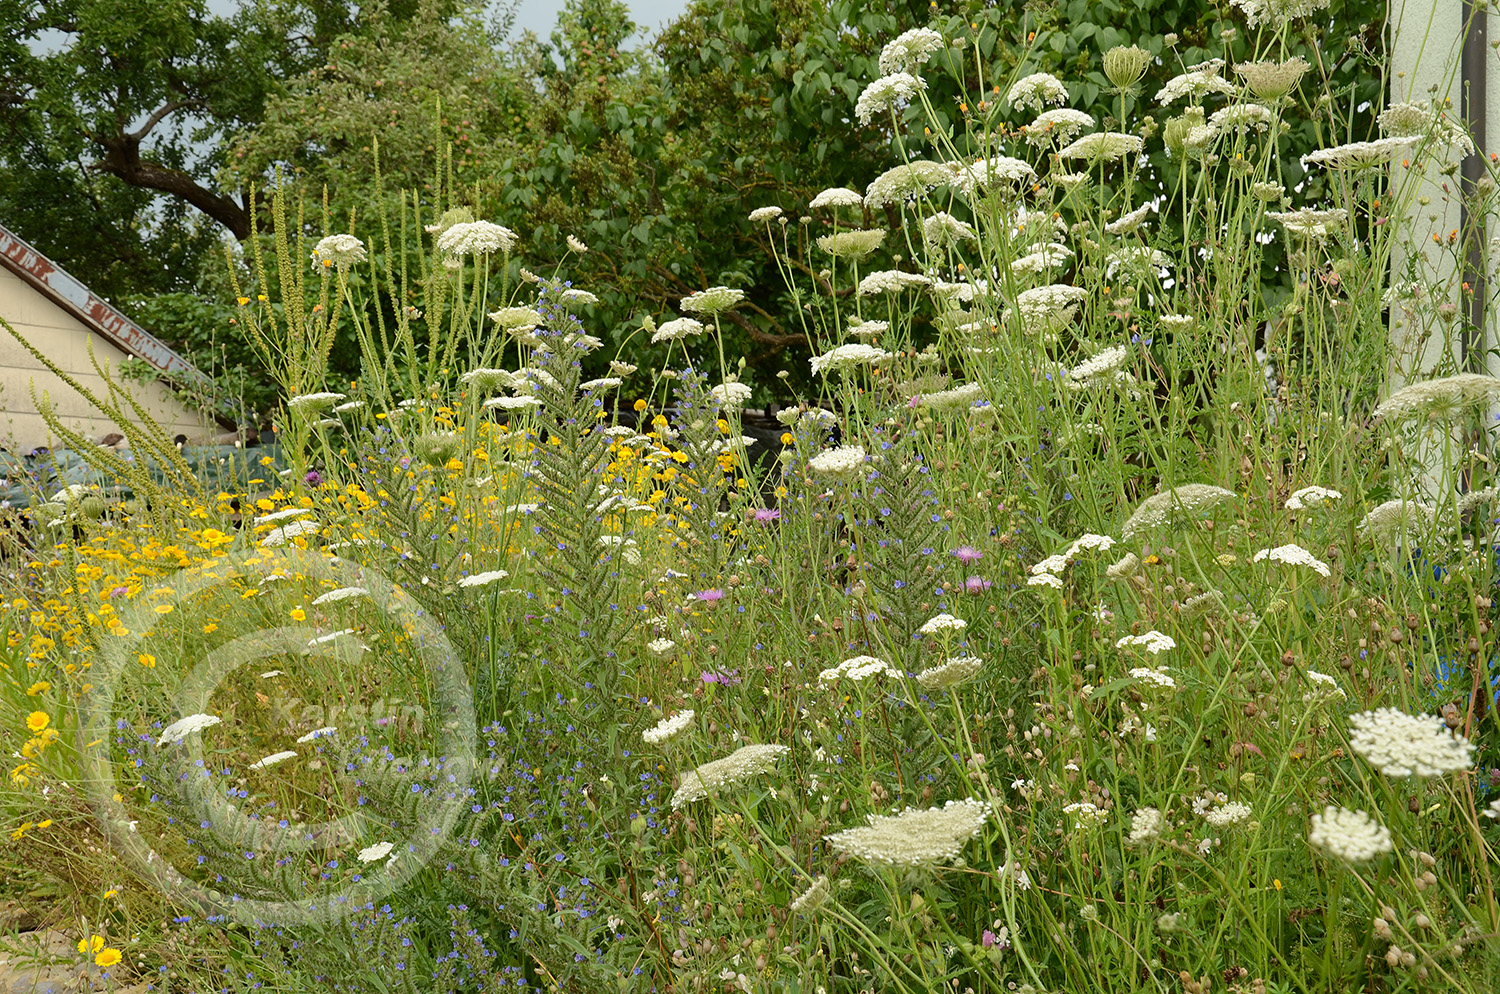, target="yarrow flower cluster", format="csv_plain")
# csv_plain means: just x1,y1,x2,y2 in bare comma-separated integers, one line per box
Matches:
817,656,899,684
1203,802,1252,828
643,711,694,745
1308,805,1393,863
1129,666,1176,690
670,744,789,809
824,798,991,867
1127,807,1163,845
918,613,967,636
1116,631,1177,654
1347,708,1474,778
